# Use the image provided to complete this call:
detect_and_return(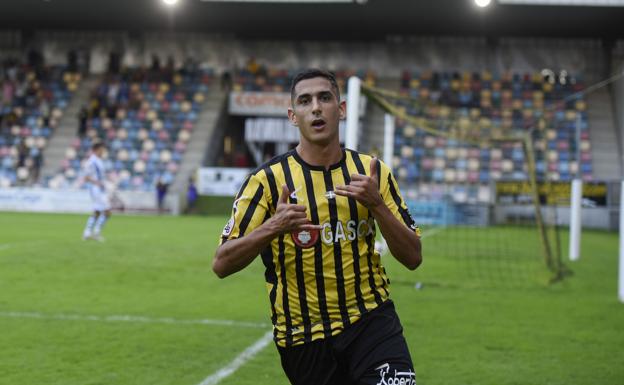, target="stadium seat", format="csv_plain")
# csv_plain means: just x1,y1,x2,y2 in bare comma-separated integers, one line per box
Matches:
47,66,213,191
394,70,592,200
0,62,79,187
